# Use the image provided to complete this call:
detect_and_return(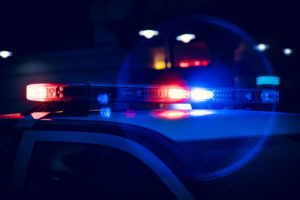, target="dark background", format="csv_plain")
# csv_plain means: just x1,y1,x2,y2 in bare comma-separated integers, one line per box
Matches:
0,0,299,113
